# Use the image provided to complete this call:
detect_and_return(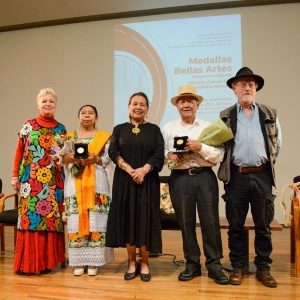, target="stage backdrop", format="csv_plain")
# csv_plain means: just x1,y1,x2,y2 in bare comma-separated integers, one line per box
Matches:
0,3,300,223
